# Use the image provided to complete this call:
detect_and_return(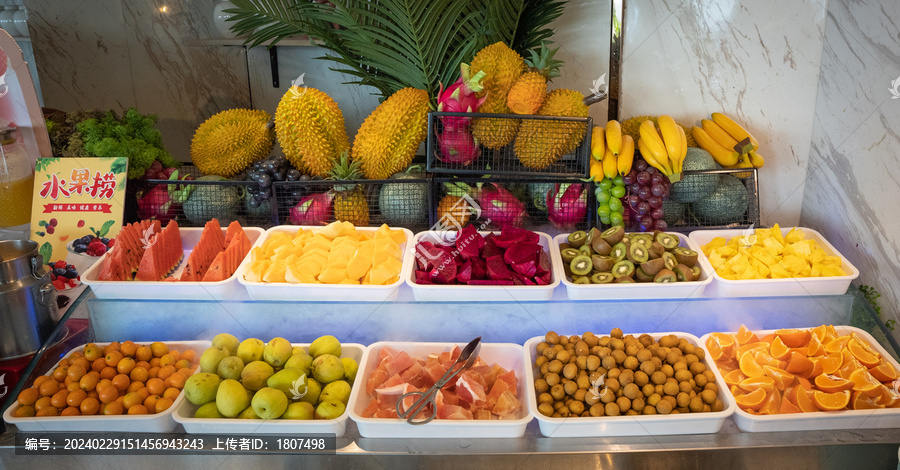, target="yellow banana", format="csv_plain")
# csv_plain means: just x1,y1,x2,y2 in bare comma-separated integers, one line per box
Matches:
590,158,604,182
638,120,668,165
711,112,759,151
676,124,687,173
691,126,739,166
701,119,739,152
657,115,682,161
591,126,605,160
617,135,634,176
749,150,765,168
602,149,618,179
605,120,622,156
637,138,670,175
